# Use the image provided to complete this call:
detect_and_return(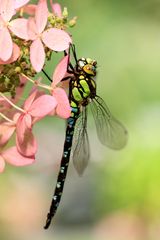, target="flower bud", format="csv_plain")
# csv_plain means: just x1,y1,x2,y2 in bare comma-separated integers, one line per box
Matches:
15,67,21,73
48,15,55,26
63,7,68,18
69,17,77,27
